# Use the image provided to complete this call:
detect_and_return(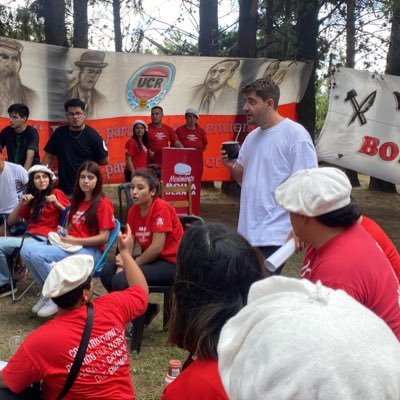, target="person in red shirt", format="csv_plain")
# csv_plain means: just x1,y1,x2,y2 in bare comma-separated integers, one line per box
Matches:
21,161,115,318
0,226,149,400
161,223,267,399
275,167,400,340
0,164,69,298
124,119,150,182
101,165,183,327
175,108,208,152
147,106,182,165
